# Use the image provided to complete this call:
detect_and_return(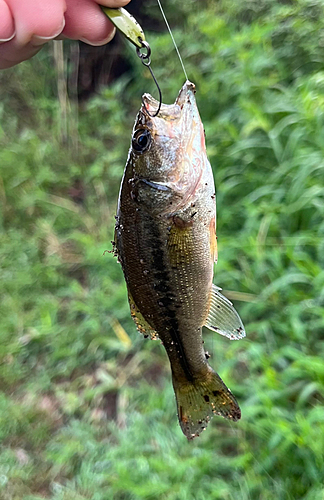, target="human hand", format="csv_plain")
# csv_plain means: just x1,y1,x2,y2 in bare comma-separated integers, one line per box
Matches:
0,0,131,69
